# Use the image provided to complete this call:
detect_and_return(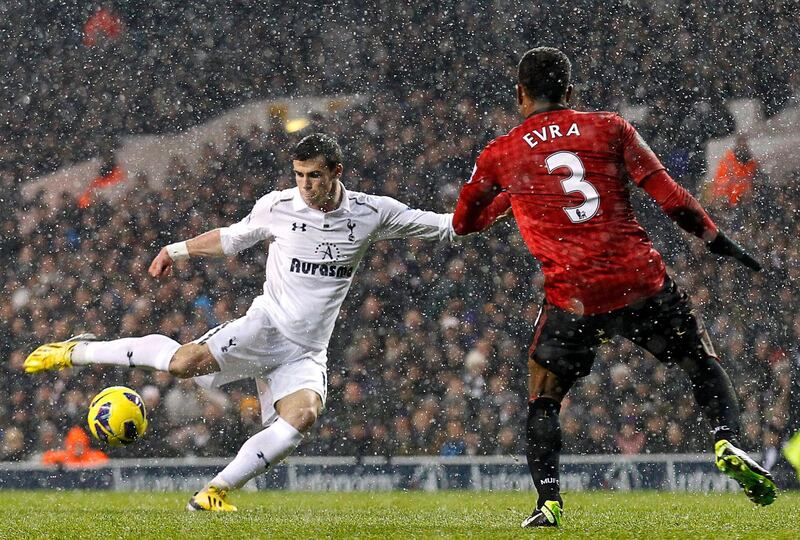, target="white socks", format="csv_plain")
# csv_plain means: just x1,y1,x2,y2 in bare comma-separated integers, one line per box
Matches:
72,335,181,372
71,336,304,491
210,417,303,490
